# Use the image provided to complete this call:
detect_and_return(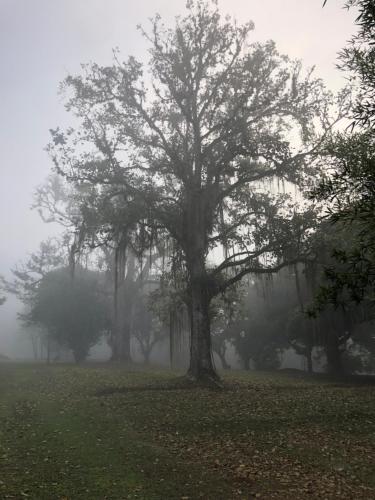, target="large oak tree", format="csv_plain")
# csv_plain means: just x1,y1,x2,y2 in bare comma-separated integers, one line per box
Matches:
49,1,342,380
